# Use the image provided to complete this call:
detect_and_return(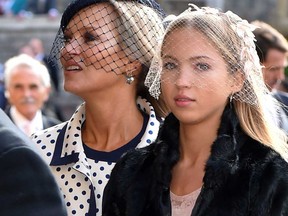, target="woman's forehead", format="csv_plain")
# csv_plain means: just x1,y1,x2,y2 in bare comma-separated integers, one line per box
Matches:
163,28,210,51
69,3,116,26
66,3,118,32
